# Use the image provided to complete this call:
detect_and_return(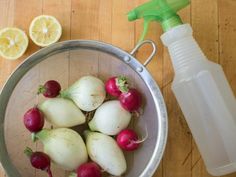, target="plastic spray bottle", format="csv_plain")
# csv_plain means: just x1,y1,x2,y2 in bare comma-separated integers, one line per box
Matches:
128,0,236,176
